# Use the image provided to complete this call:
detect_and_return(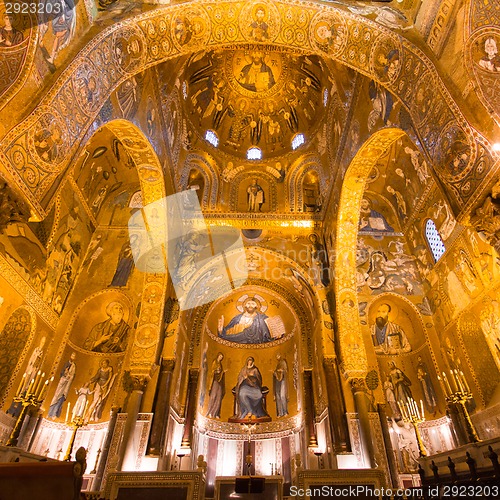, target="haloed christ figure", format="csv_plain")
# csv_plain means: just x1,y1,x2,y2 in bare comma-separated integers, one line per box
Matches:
217,297,271,344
